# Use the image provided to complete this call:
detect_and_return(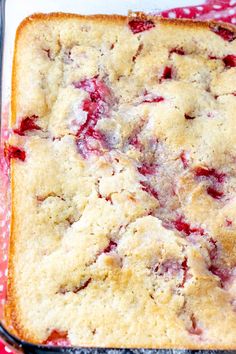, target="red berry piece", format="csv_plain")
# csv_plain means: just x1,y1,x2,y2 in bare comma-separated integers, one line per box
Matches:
76,127,107,159
194,166,225,183
208,265,231,287
185,113,195,120
128,135,143,150
103,240,117,253
154,258,190,288
88,127,104,141
74,77,111,103
74,77,112,140
138,163,157,176
223,55,236,68
173,217,191,235
140,181,158,200
154,259,182,276
128,18,155,34
44,330,70,346
160,66,172,82
210,25,236,42
143,96,164,103
173,216,204,236
73,278,92,293
105,194,113,204
208,55,218,60
80,99,102,129
180,257,189,288
188,314,202,336
206,186,224,200
13,115,40,136
4,144,26,162
192,225,205,236
208,238,218,261
169,47,185,56
98,191,113,204
180,151,189,169
194,166,225,200
226,219,233,227
59,278,92,295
